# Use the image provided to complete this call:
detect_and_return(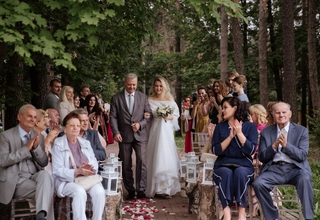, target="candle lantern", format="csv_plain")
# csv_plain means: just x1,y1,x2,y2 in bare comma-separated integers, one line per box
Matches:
100,167,118,195
202,158,214,185
186,152,196,162
186,156,201,183
179,157,187,178
117,160,123,179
